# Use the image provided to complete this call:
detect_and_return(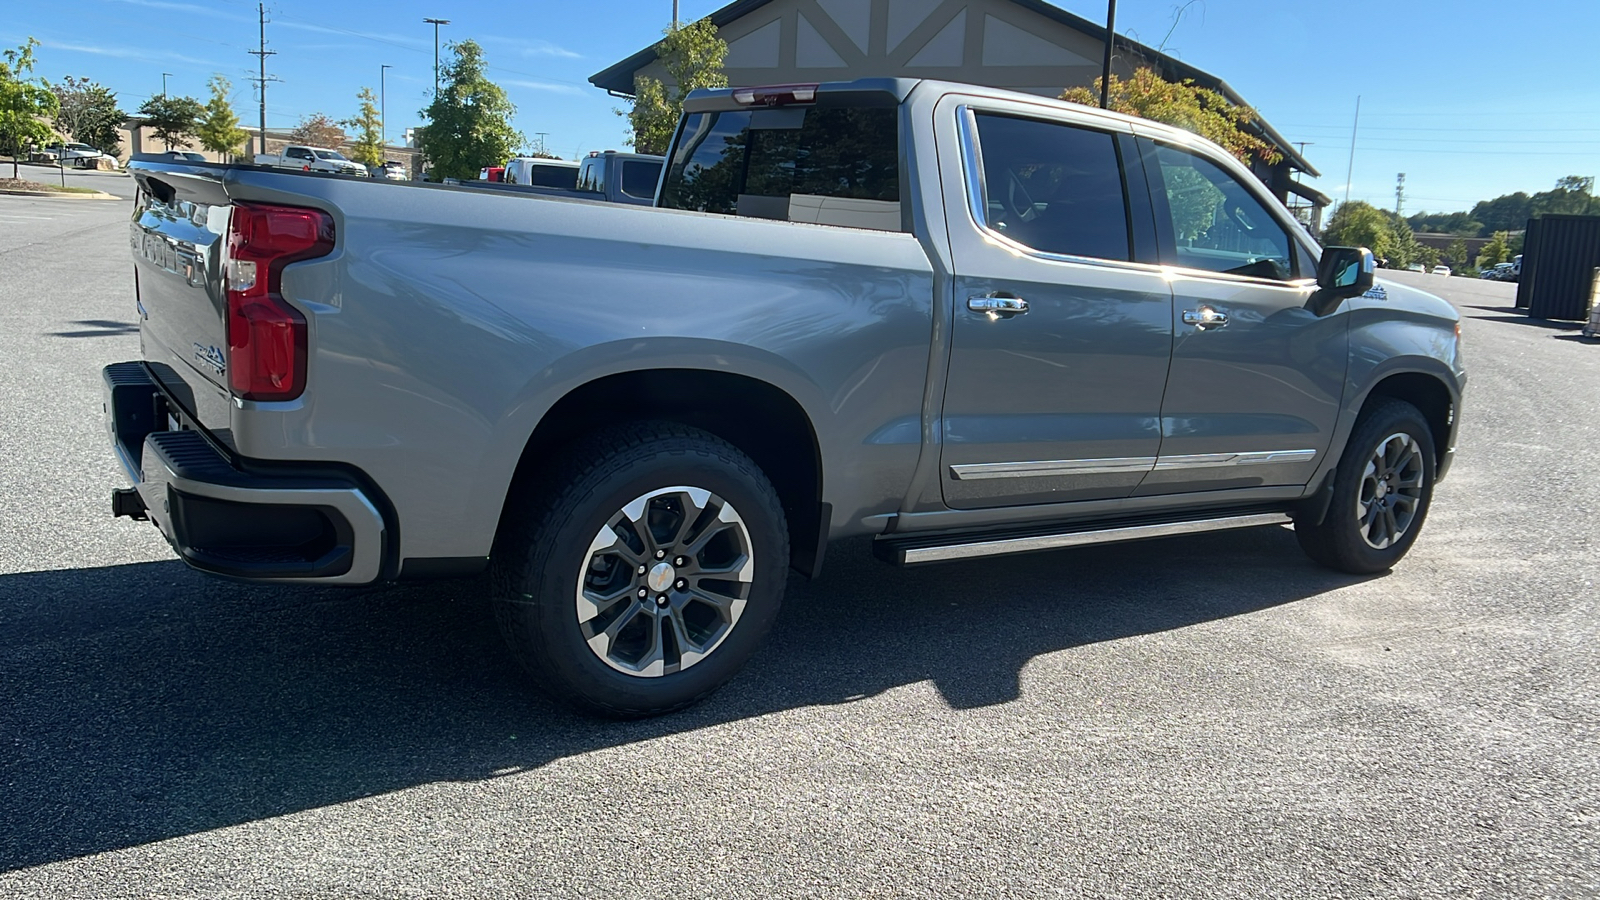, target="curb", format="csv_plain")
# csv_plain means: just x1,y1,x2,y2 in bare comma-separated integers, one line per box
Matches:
0,188,122,200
